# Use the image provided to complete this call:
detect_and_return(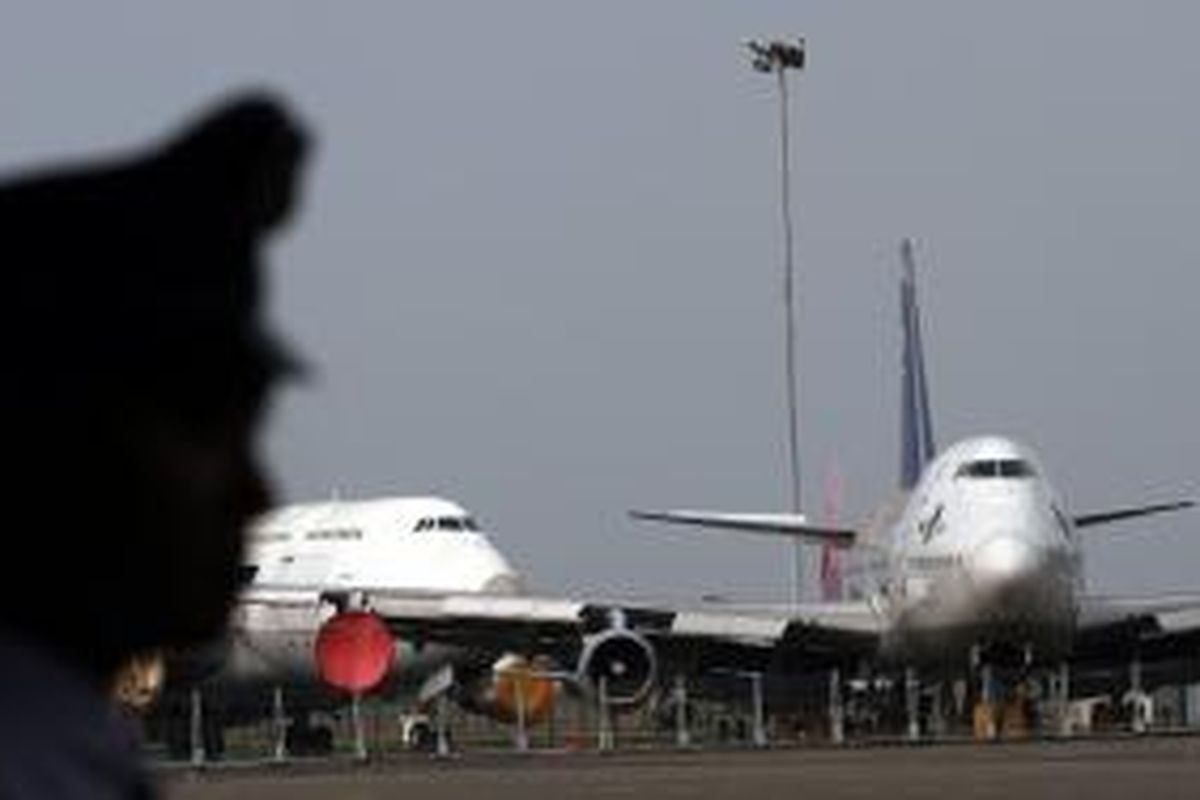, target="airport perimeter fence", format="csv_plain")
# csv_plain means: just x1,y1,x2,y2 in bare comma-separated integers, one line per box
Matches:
140,679,831,766
139,679,1200,767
